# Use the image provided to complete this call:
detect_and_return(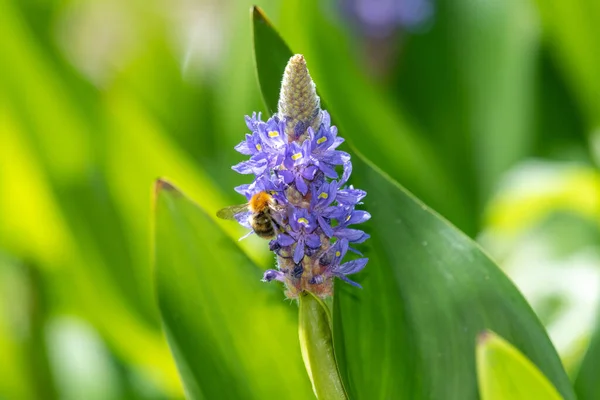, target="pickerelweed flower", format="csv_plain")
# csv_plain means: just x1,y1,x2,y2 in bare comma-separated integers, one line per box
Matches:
230,54,369,299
